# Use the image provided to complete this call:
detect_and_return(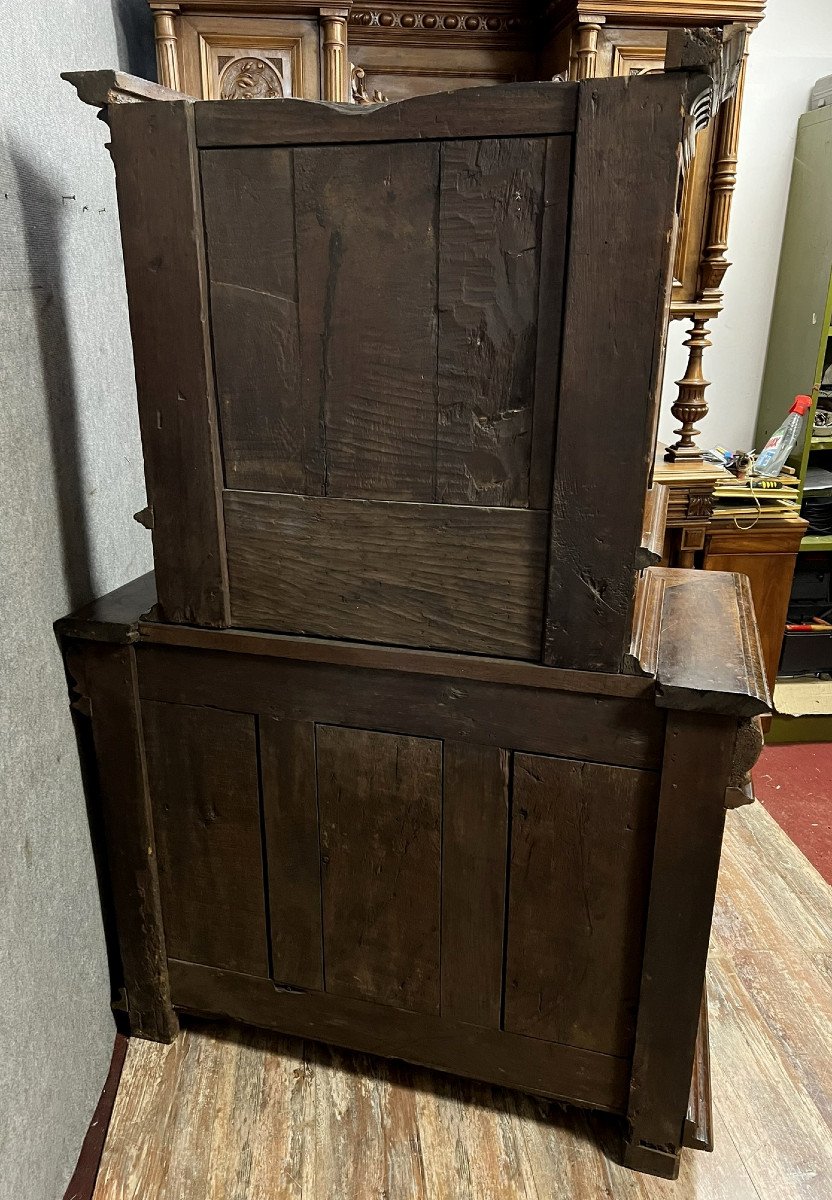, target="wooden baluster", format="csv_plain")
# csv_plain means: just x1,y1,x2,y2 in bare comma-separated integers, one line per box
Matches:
574,18,605,80
320,8,349,103
665,315,712,462
153,8,181,92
